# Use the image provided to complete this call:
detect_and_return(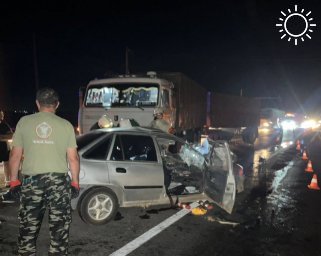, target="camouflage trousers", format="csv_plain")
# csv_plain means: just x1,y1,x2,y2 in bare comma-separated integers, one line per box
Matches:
18,172,71,256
